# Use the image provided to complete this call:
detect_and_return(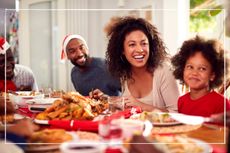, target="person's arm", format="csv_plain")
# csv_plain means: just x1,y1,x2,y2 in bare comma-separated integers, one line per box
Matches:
7,119,39,138
26,66,39,91
158,64,180,112
71,68,80,92
210,111,230,127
